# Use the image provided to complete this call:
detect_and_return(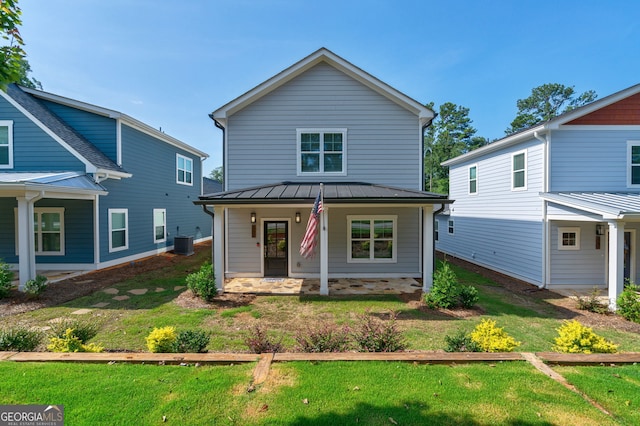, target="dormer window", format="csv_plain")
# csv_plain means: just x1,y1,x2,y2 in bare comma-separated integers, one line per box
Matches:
297,129,347,175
